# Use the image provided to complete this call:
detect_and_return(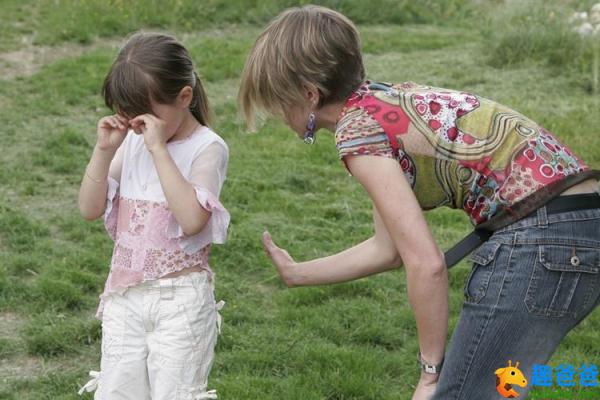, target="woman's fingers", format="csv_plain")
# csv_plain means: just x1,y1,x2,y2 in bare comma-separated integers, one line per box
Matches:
262,231,278,257
262,231,297,287
262,230,273,248
262,231,295,267
263,231,282,259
